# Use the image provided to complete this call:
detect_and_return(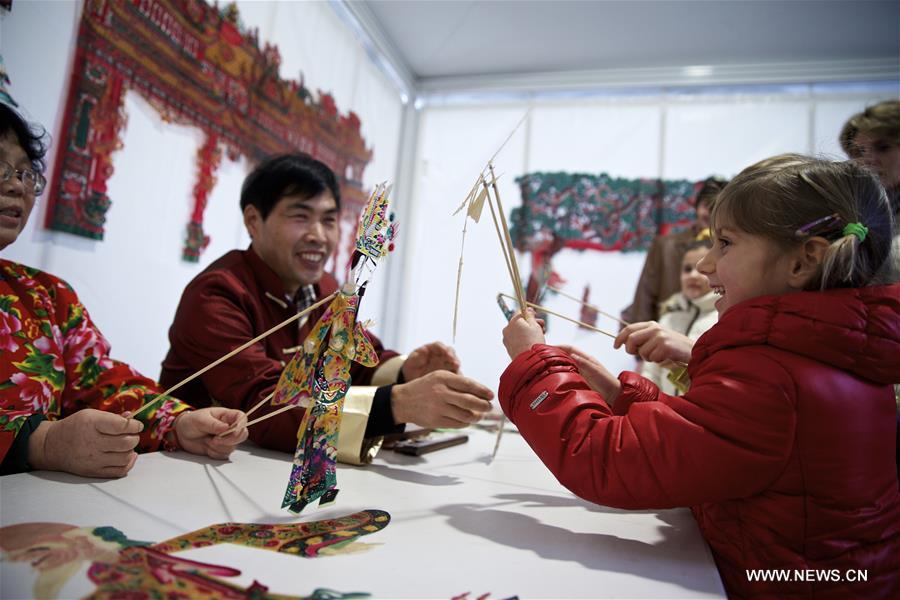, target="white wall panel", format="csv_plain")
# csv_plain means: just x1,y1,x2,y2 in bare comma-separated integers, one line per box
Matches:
1,0,403,379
